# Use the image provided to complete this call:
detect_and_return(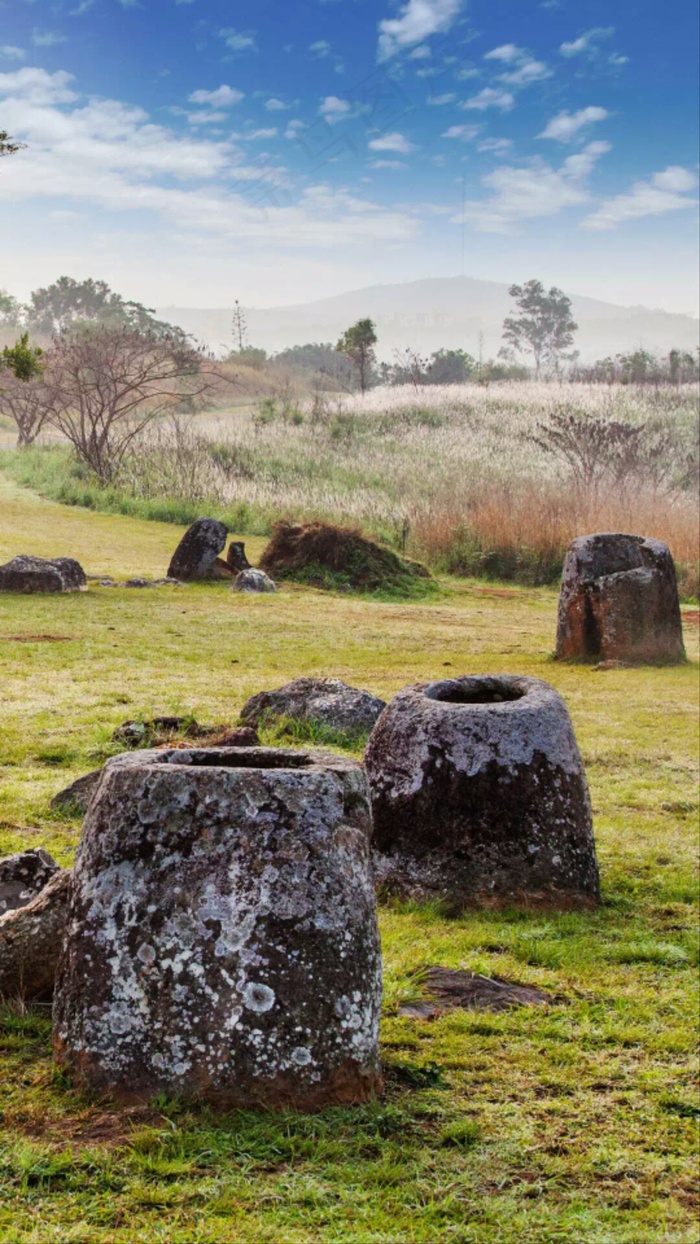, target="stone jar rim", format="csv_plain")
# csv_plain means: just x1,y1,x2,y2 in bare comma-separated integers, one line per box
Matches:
104,745,362,775
420,674,547,710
